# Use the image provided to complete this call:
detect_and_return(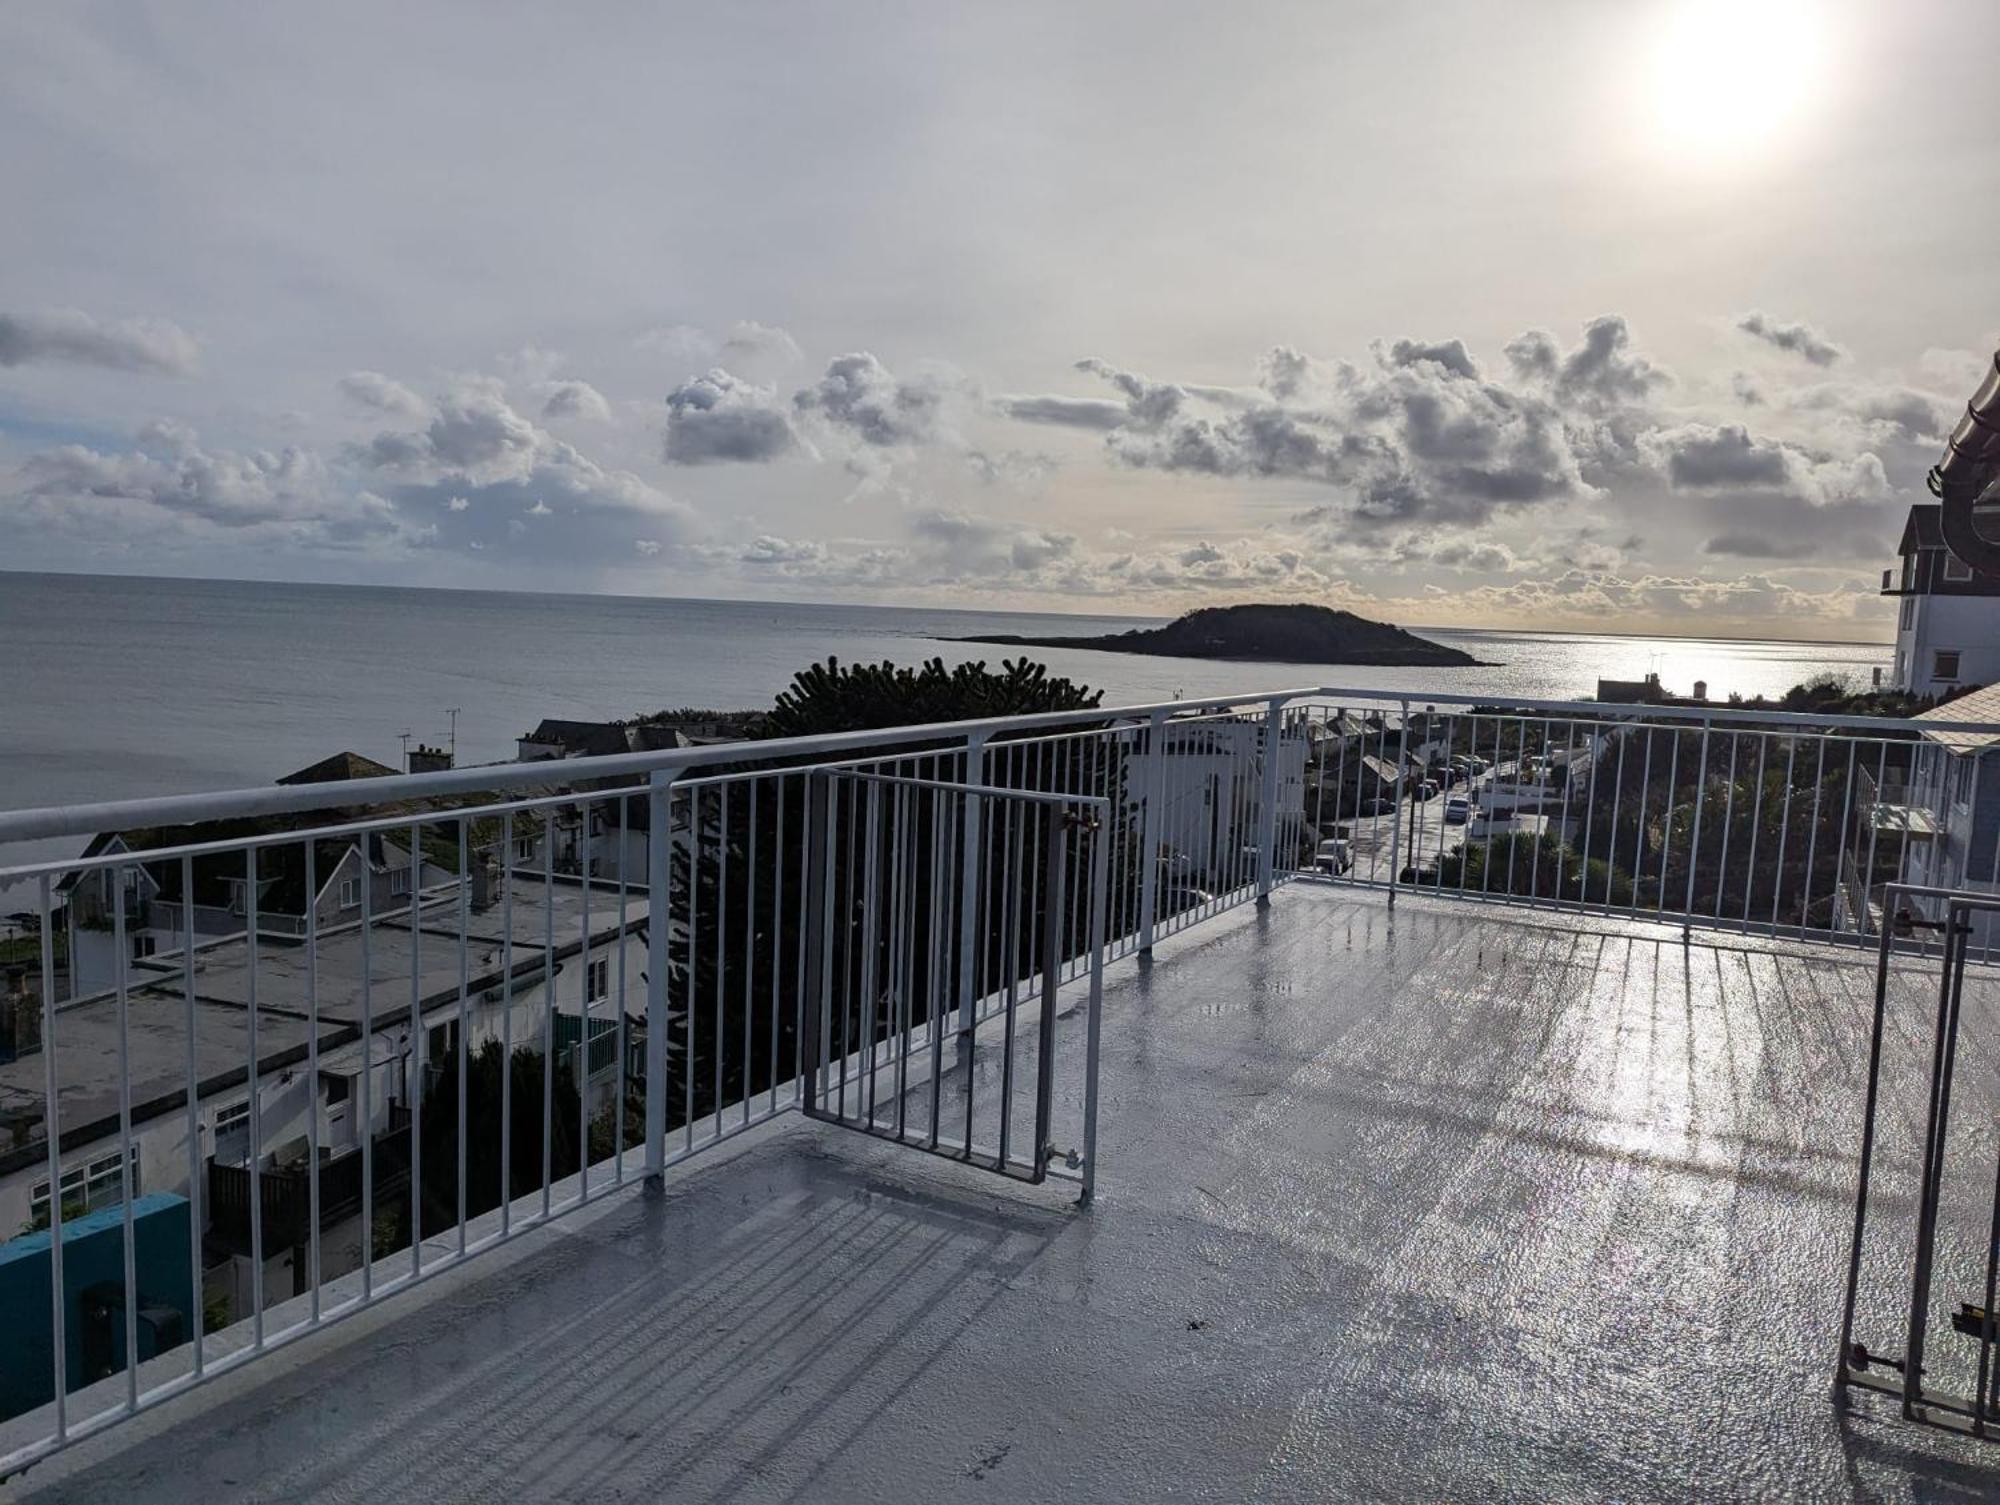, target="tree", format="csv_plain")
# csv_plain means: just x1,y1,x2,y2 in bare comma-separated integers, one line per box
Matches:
655,655,1114,1136
759,656,1101,740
